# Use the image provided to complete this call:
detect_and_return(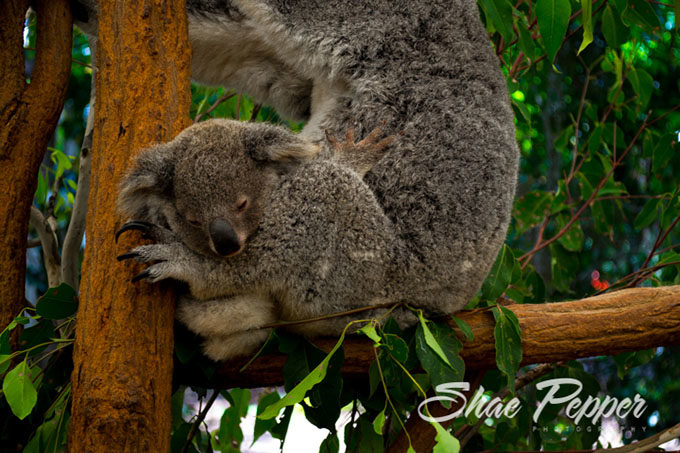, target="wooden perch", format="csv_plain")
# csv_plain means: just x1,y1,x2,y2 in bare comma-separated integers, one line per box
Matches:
177,286,680,389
